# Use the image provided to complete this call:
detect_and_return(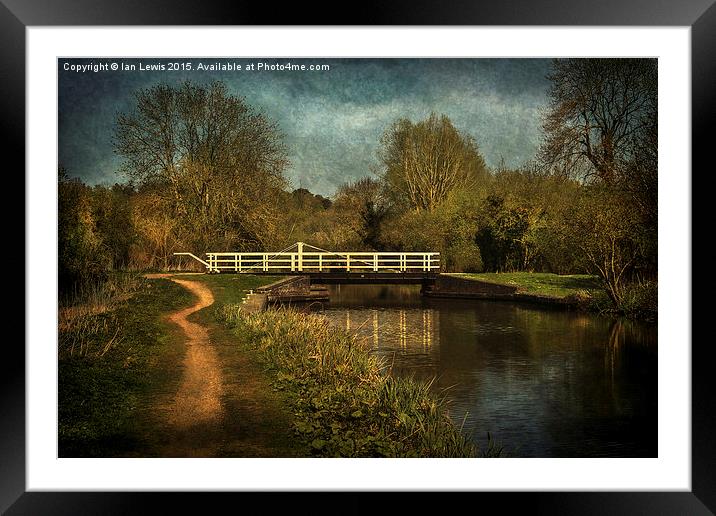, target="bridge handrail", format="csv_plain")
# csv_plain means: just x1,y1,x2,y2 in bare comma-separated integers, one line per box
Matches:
176,242,440,273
